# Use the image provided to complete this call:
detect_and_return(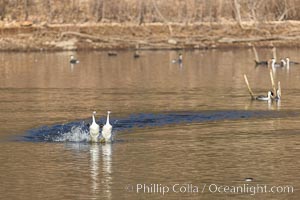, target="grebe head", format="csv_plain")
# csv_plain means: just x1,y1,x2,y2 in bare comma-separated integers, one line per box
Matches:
267,91,272,99
271,58,276,65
